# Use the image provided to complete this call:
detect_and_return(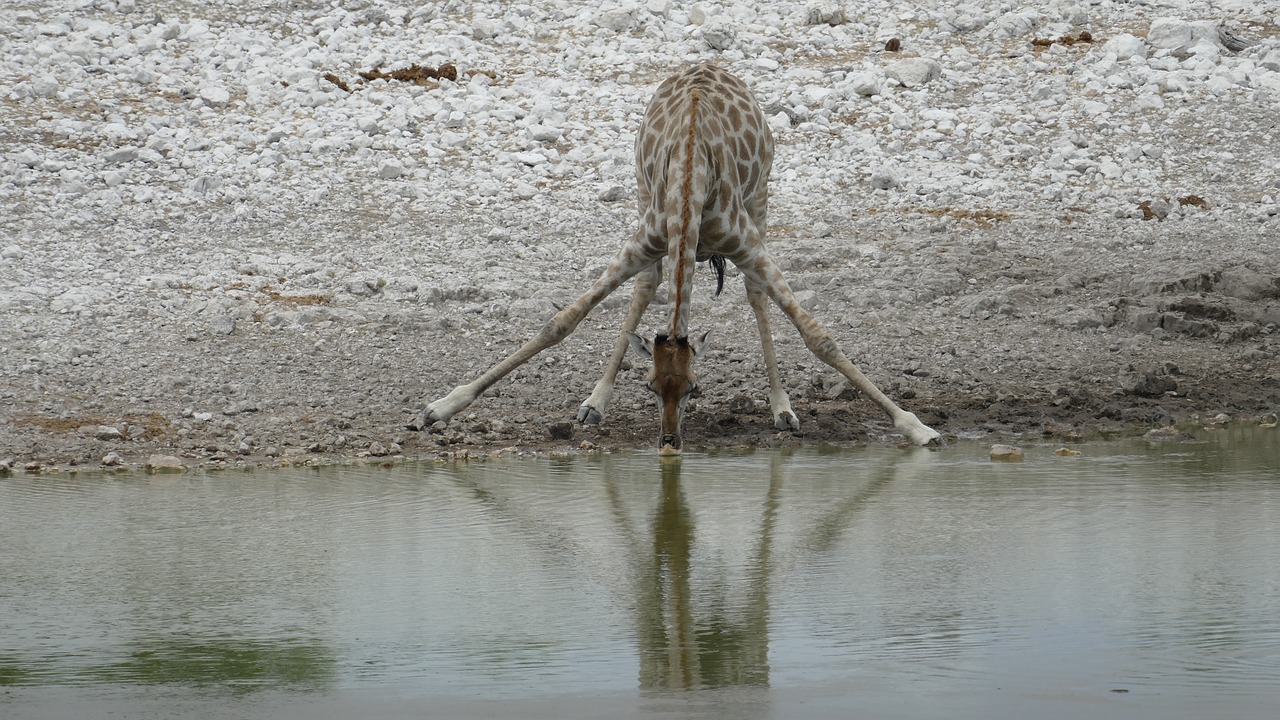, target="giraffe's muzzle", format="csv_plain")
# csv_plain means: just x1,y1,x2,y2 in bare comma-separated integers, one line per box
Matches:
659,434,682,455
